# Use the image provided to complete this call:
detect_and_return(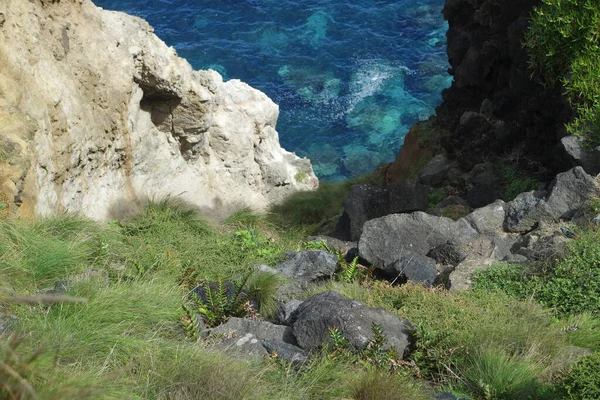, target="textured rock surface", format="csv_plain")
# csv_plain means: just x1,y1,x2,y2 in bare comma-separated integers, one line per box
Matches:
274,250,337,296
437,0,572,173
359,212,479,261
292,291,413,356
336,181,429,241
0,0,317,220
560,136,600,175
